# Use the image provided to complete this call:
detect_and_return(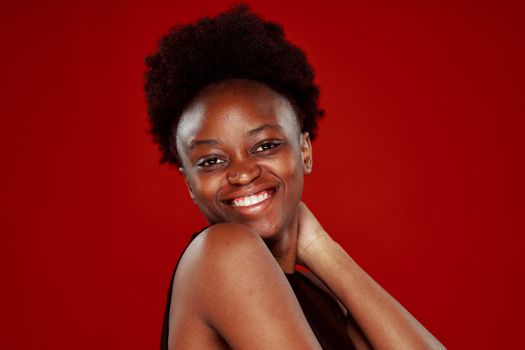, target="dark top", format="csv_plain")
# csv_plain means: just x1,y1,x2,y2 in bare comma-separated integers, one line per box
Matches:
161,229,356,350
